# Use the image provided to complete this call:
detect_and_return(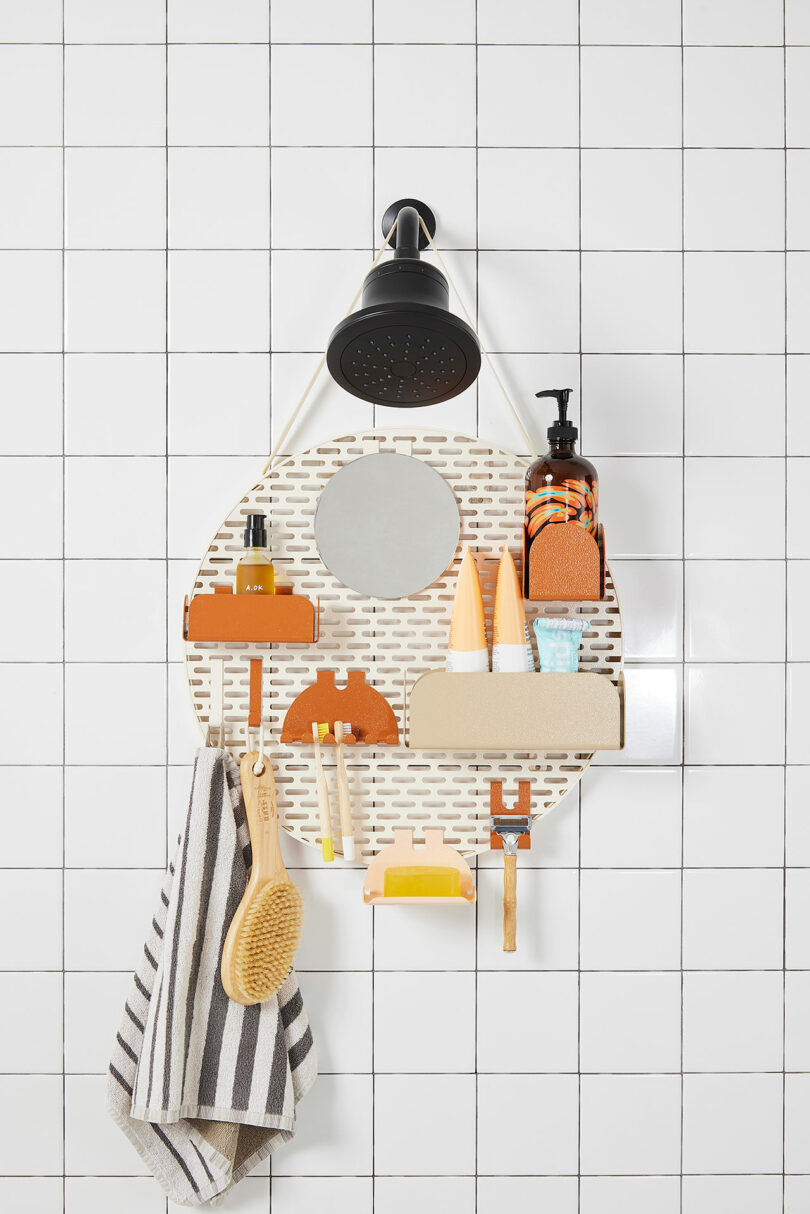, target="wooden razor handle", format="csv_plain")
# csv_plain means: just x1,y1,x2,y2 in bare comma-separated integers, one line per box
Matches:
503,852,517,952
